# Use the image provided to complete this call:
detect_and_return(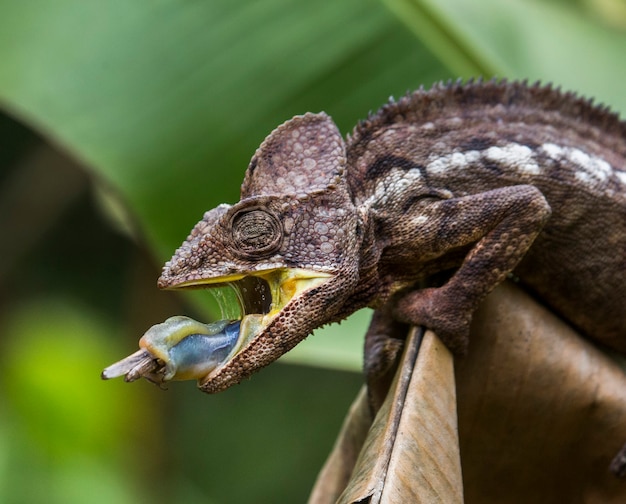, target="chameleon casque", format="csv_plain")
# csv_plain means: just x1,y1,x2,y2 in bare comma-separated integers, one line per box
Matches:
106,80,626,397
